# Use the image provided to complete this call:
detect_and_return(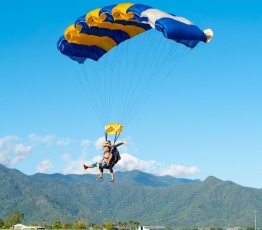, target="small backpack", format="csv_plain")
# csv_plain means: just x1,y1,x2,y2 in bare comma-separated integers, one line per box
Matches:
112,147,121,164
